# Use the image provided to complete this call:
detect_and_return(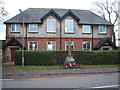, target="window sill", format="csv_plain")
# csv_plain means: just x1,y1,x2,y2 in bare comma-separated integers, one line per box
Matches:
47,32,56,34
10,32,20,33
82,33,91,34
98,33,107,35
65,32,74,34
28,32,38,33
